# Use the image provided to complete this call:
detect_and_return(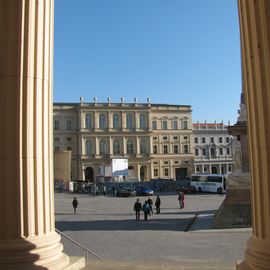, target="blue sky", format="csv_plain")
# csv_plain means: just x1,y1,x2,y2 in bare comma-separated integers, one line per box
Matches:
54,0,241,124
